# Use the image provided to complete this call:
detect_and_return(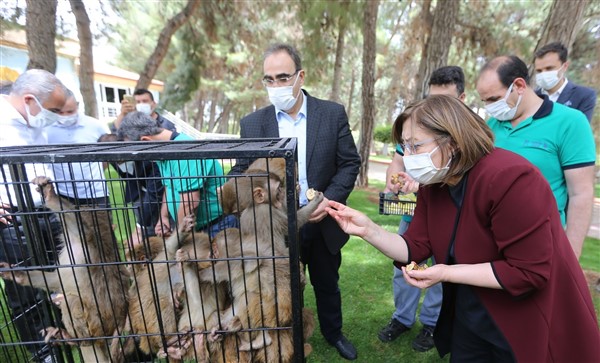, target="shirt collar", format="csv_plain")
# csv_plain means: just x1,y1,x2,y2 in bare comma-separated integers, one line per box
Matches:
275,90,307,121
532,94,554,120
1,95,28,126
541,77,569,97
